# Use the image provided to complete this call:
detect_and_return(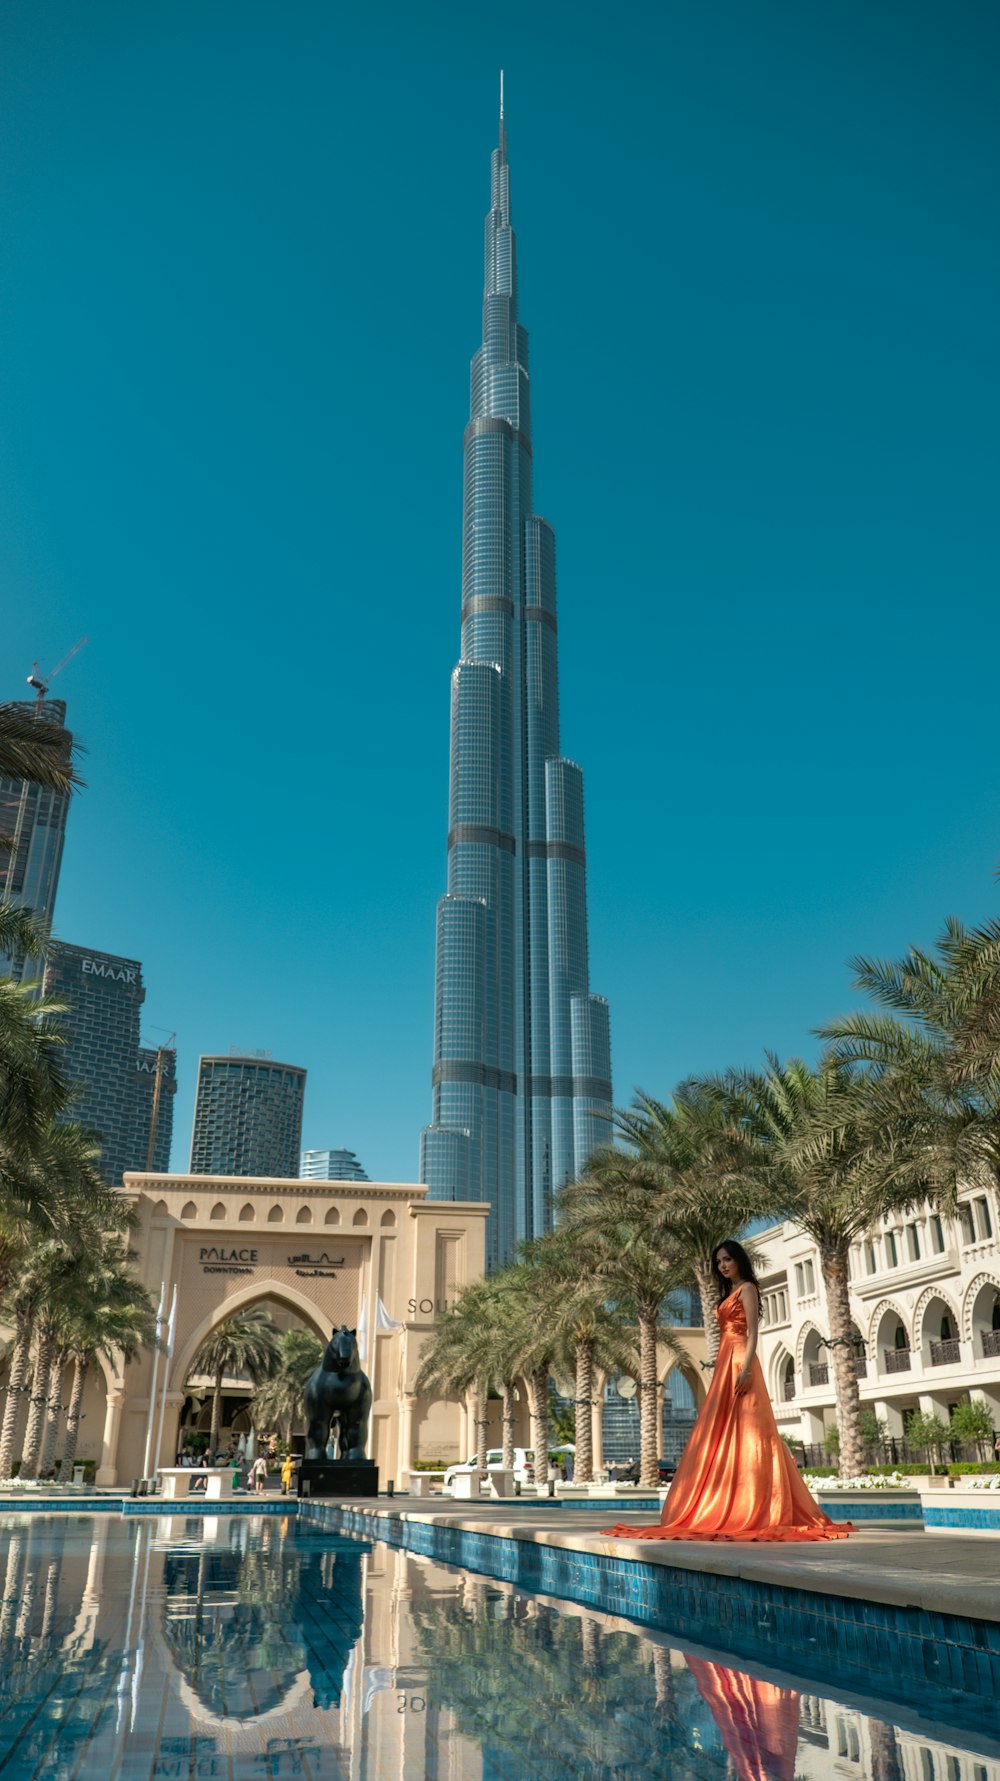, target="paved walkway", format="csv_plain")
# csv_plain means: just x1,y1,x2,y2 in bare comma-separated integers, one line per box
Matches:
330,1496,1000,1624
